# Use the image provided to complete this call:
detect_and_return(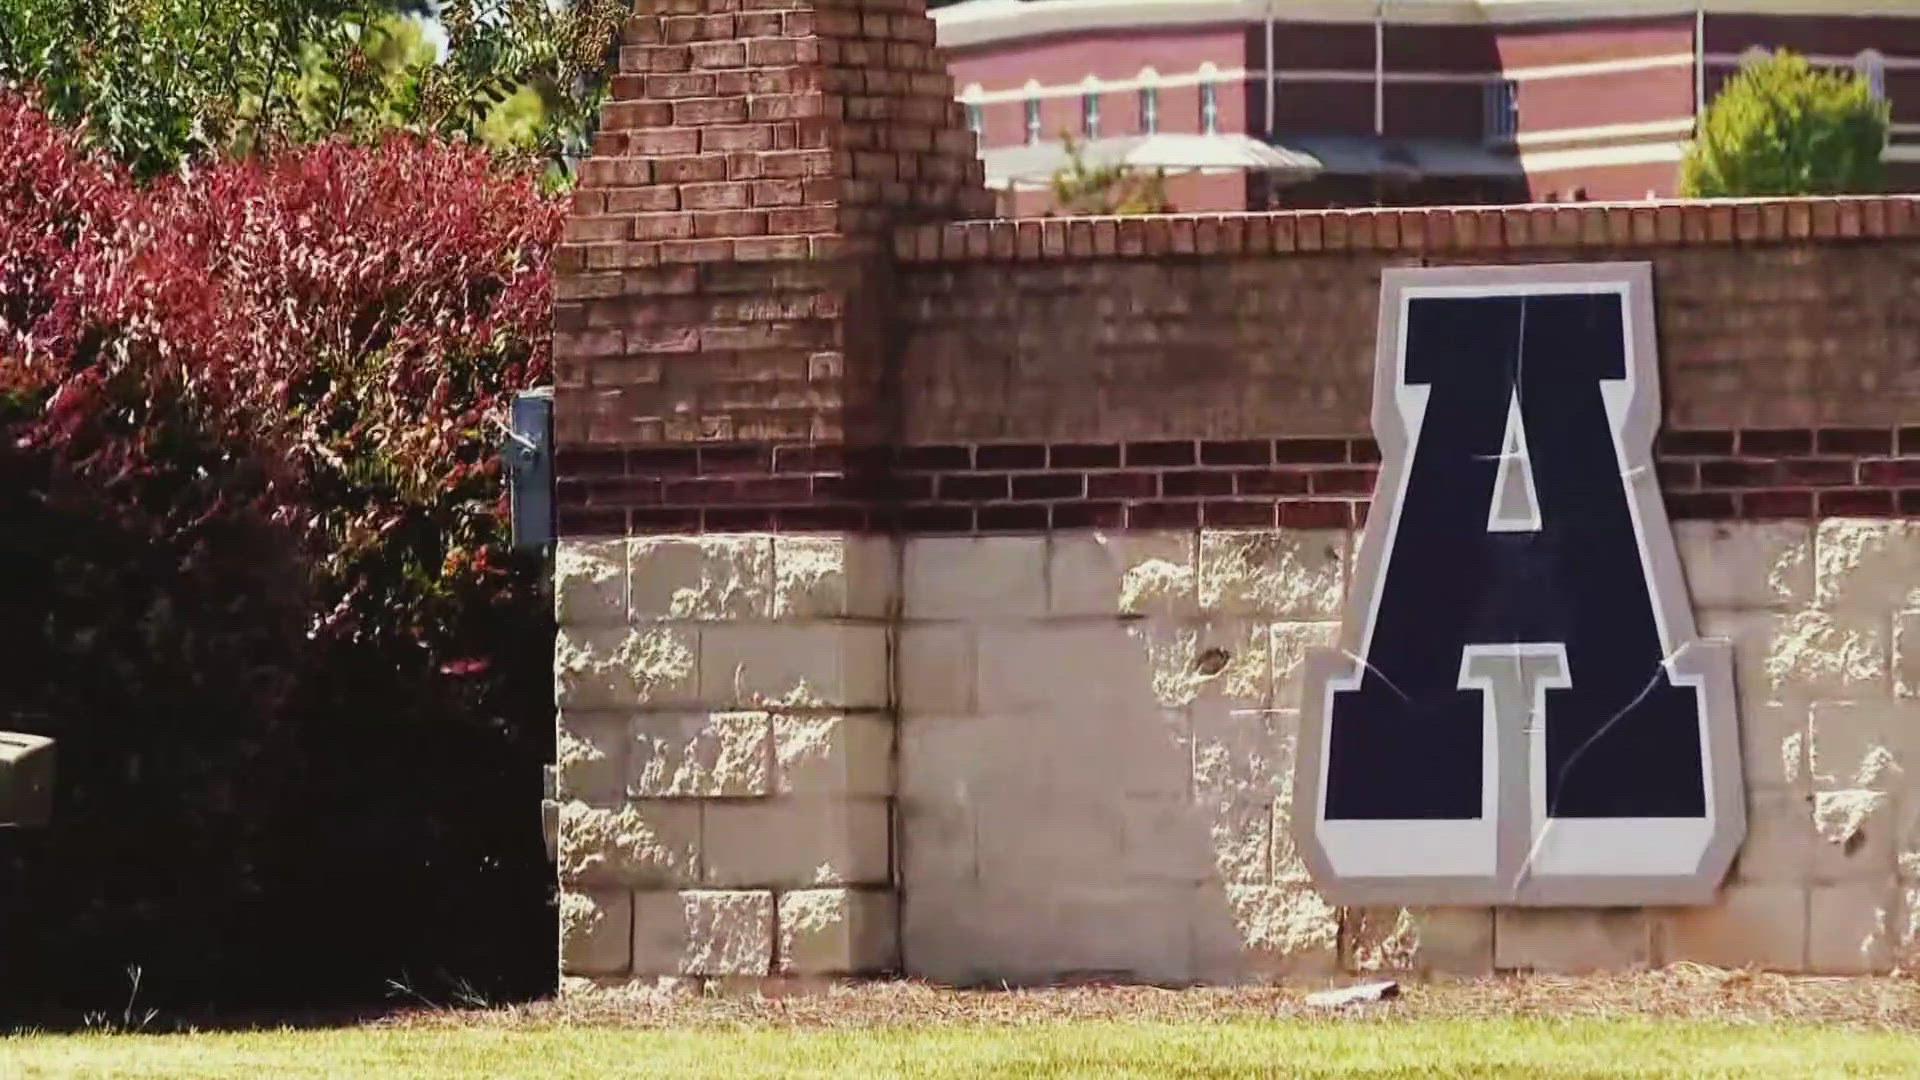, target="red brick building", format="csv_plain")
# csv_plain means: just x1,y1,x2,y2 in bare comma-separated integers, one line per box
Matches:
935,0,1920,212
